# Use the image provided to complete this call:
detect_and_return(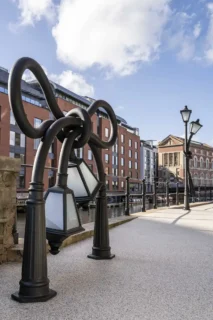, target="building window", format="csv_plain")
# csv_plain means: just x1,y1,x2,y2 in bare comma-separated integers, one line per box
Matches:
129,161,132,168
88,150,93,160
48,170,55,187
135,162,138,169
174,153,180,166
20,134,25,148
135,141,137,149
129,171,132,178
18,174,25,189
194,157,197,168
105,154,109,163
163,153,168,166
206,159,209,170
113,168,118,176
129,150,132,158
121,146,124,154
135,152,138,159
121,158,124,166
121,181,124,190
10,131,15,146
121,169,124,177
75,148,83,158
121,134,124,143
10,111,16,125
129,139,132,147
169,153,173,166
106,180,109,190
105,167,109,175
105,128,109,137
